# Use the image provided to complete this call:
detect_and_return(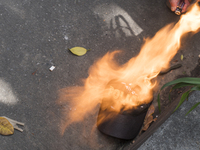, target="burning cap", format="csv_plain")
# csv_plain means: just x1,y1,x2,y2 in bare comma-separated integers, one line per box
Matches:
97,79,151,140
97,101,150,140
